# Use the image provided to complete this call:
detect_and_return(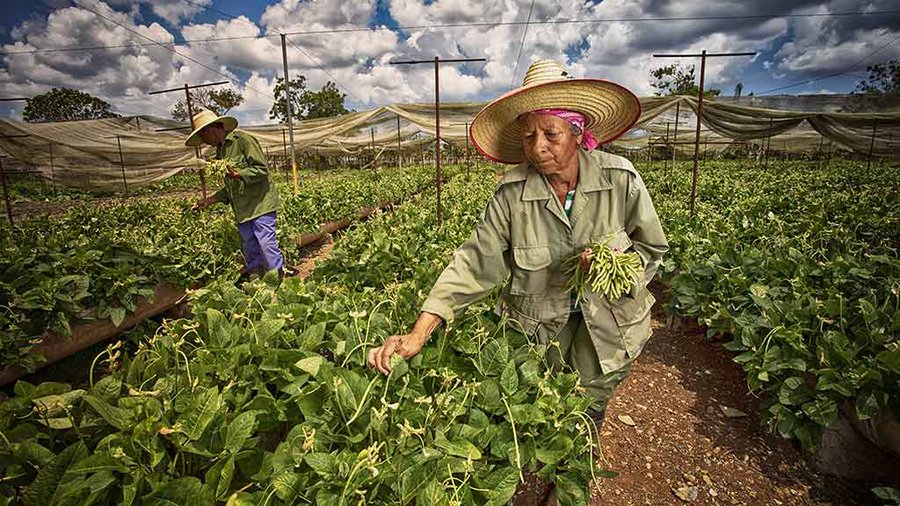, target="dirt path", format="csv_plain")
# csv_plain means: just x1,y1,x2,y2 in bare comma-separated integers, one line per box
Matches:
595,285,869,505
